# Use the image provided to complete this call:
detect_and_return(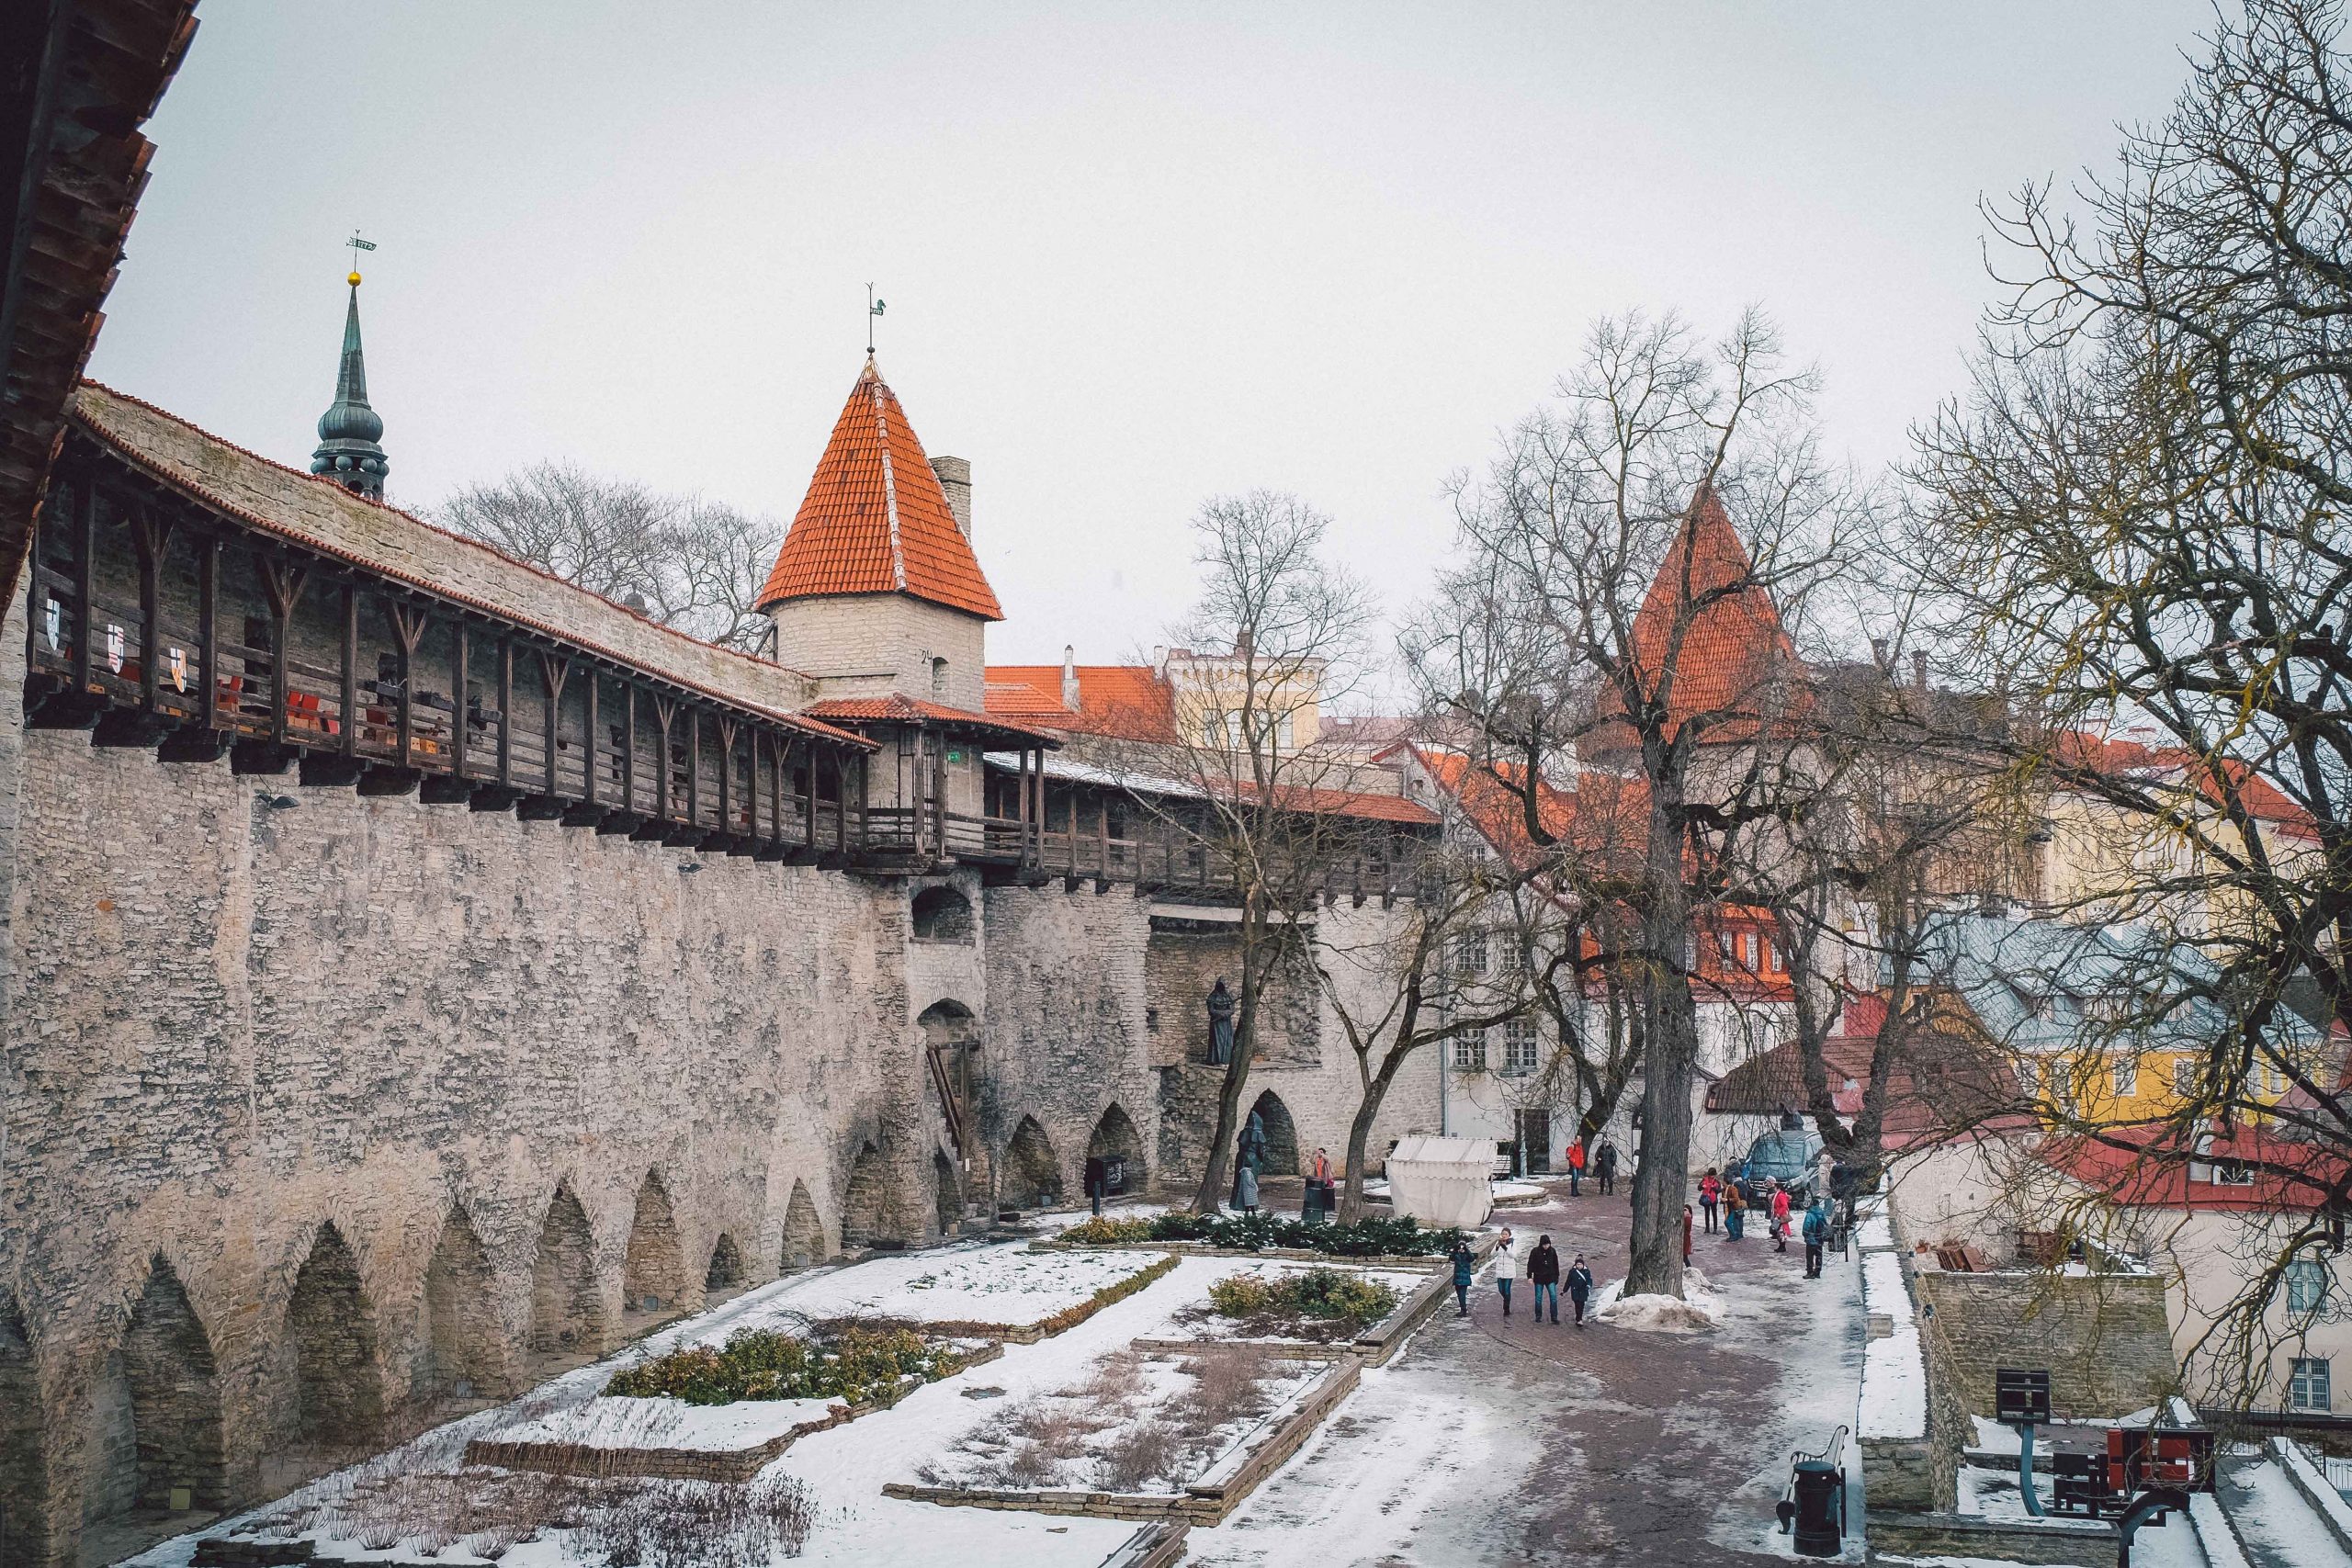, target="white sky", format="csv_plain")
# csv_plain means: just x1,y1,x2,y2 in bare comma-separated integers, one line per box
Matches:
88,1,2211,680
